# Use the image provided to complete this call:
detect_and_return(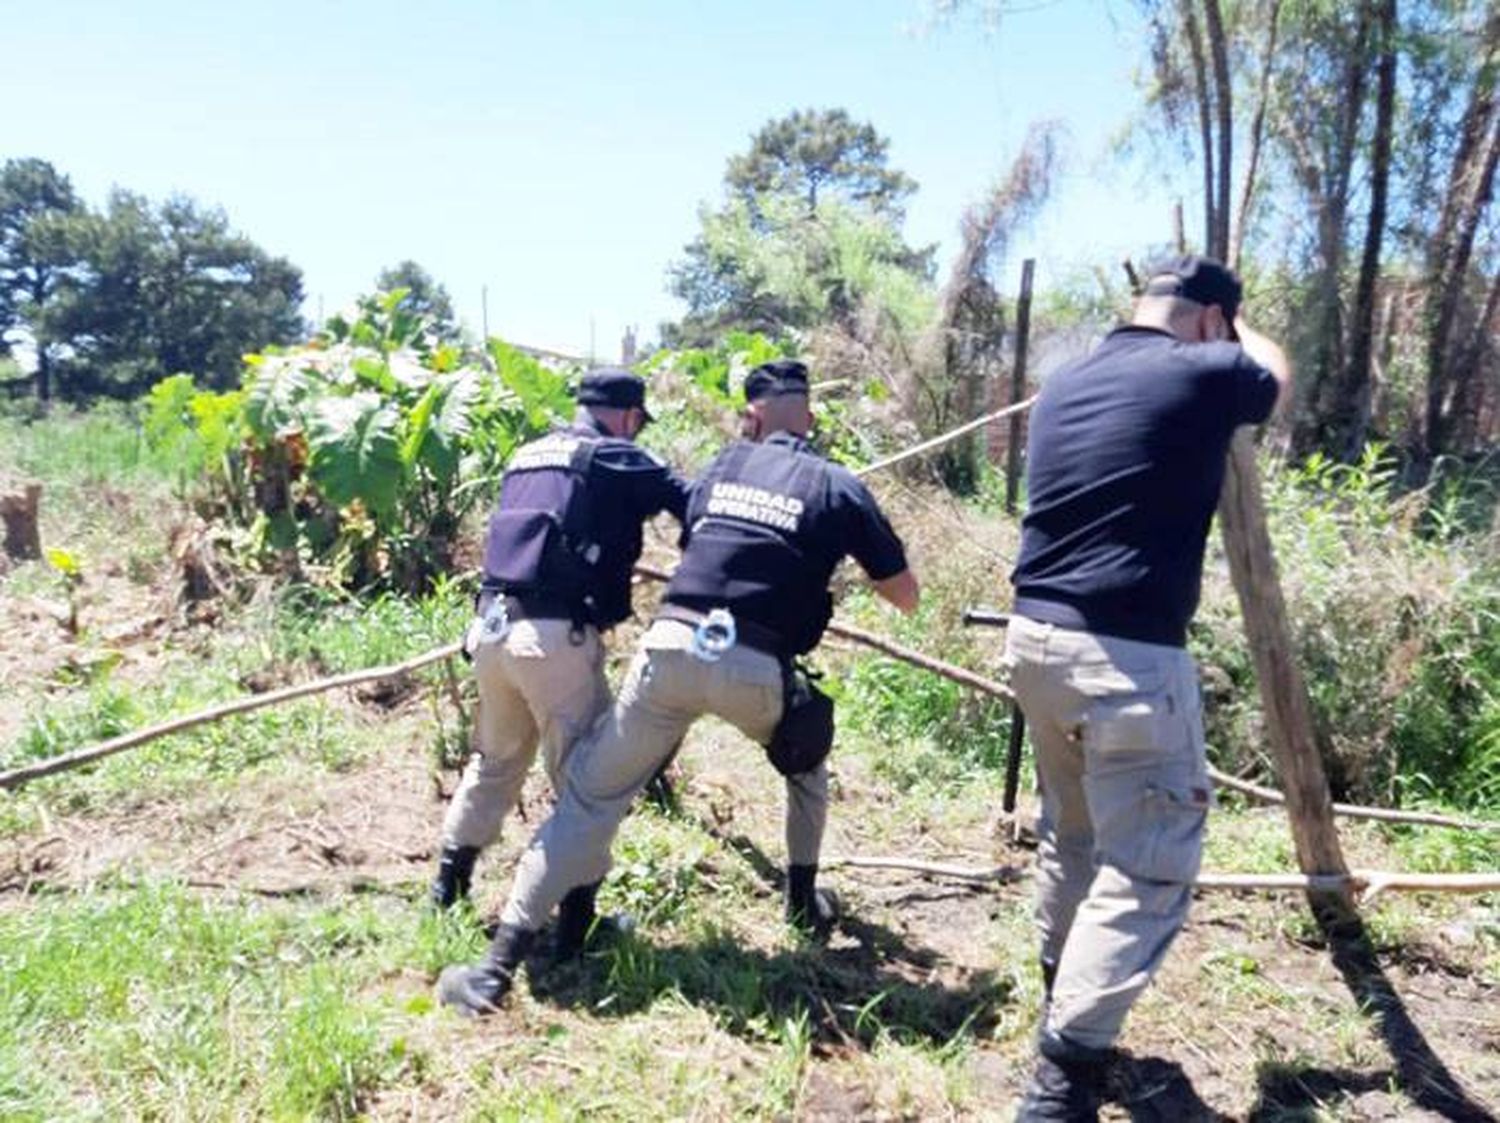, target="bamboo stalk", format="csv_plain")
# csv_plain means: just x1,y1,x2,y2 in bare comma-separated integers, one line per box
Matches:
0,643,463,791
